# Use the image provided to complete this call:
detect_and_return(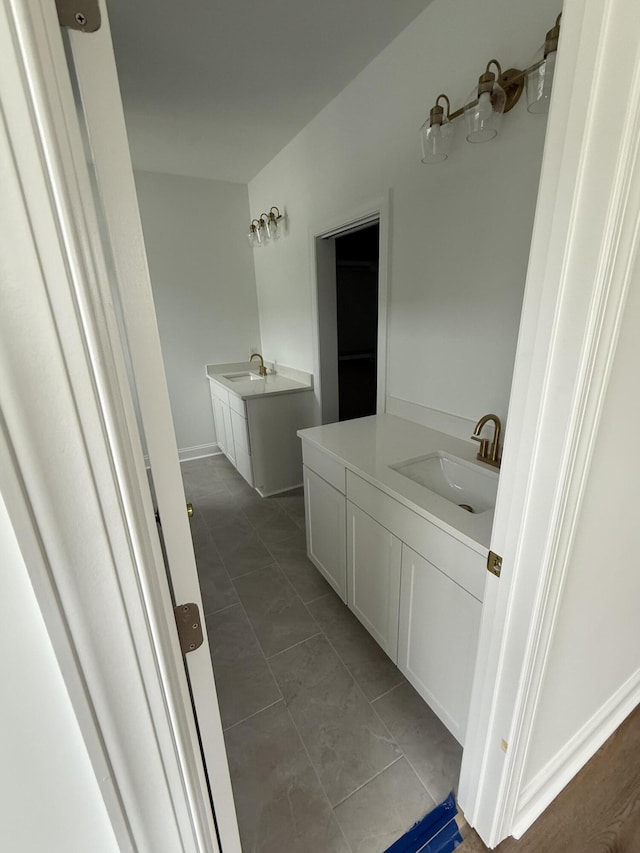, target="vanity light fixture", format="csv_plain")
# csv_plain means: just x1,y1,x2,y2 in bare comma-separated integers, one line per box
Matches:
247,218,263,248
526,15,562,114
419,13,561,163
420,94,453,163
247,206,285,248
